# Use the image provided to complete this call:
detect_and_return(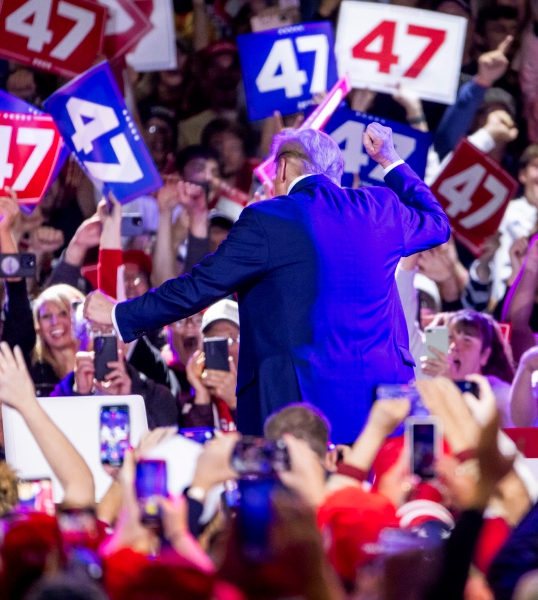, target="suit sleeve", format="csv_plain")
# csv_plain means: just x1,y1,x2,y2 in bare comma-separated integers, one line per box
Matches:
115,206,269,342
384,163,451,256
